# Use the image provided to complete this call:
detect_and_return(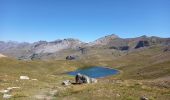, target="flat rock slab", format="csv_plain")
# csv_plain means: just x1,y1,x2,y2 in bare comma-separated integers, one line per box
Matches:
0,89,10,94
3,94,12,99
20,76,30,80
